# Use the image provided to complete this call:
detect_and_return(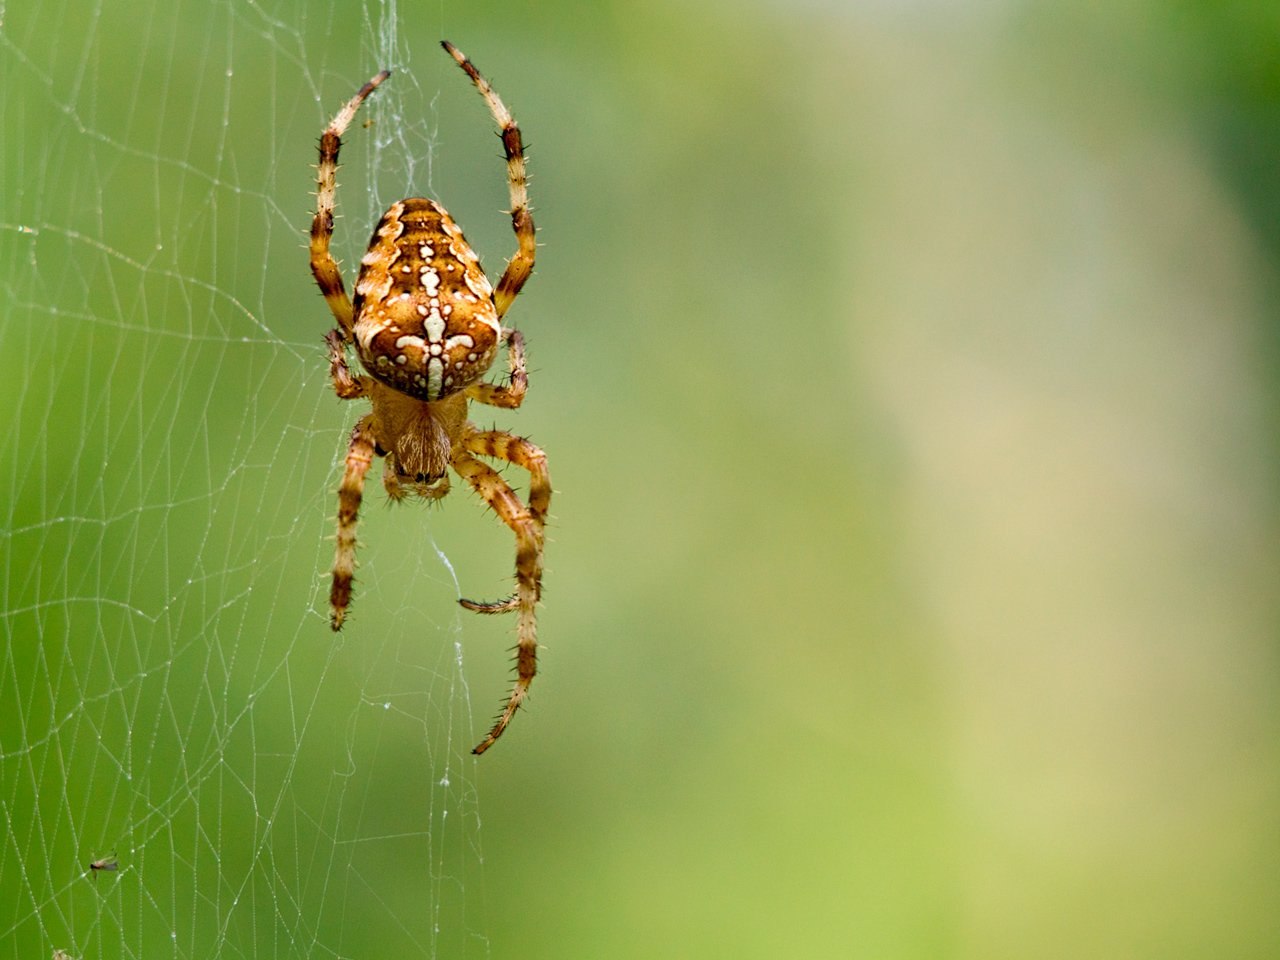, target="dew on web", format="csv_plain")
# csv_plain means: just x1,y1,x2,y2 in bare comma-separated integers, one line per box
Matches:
0,2,491,958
